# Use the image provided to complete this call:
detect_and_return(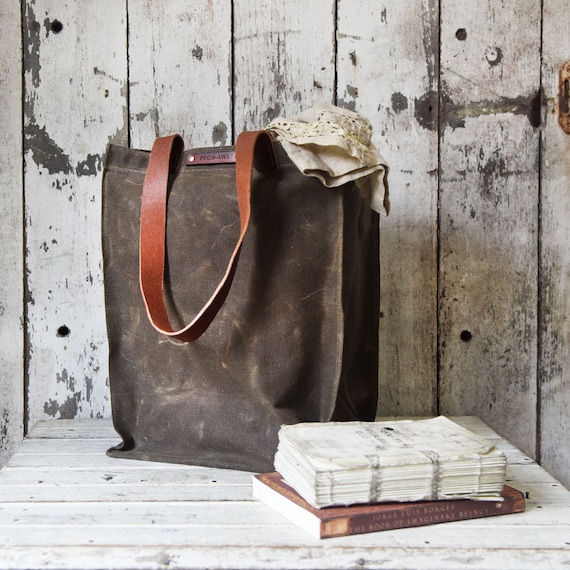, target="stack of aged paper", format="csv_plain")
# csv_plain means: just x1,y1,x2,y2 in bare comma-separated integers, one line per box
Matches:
273,416,507,508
